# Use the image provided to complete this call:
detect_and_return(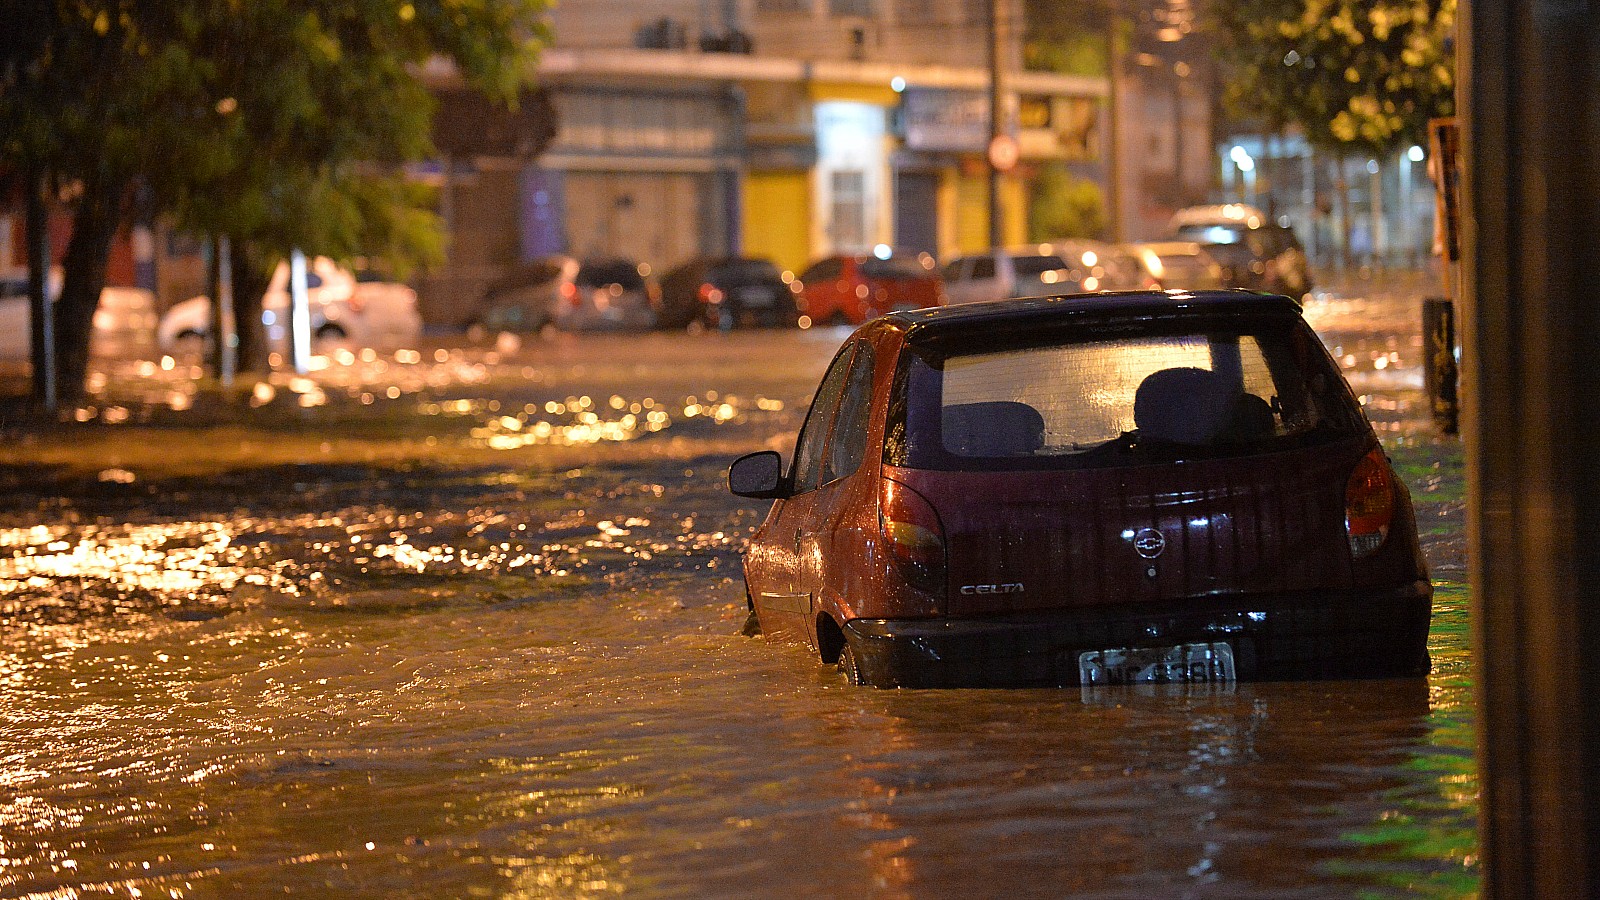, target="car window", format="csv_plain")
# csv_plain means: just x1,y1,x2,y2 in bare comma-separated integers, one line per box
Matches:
801,258,844,282
578,260,645,290
941,258,969,281
860,257,928,281
1011,255,1070,277
822,344,876,484
889,318,1363,470
792,343,858,493
1176,224,1245,245
969,257,997,280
